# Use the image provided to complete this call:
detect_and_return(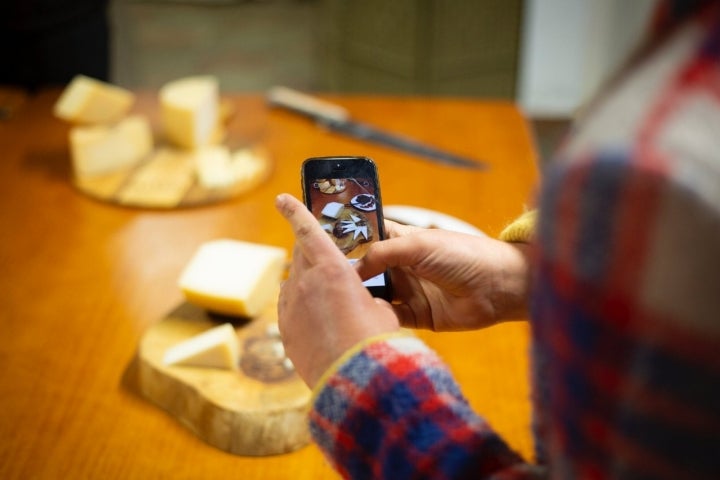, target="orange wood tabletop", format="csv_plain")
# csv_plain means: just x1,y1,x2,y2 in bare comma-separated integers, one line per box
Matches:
0,90,539,479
